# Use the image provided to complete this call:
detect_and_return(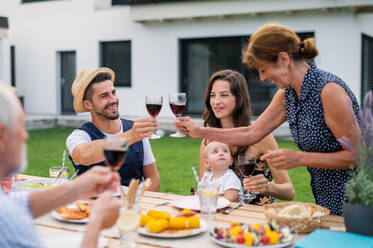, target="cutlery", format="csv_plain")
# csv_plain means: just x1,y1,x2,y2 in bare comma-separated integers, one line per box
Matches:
223,203,243,214
154,201,170,207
